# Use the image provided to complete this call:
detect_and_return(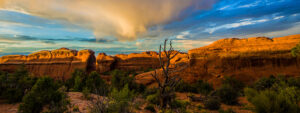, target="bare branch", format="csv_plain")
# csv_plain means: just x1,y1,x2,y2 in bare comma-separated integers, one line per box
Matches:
151,70,162,88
